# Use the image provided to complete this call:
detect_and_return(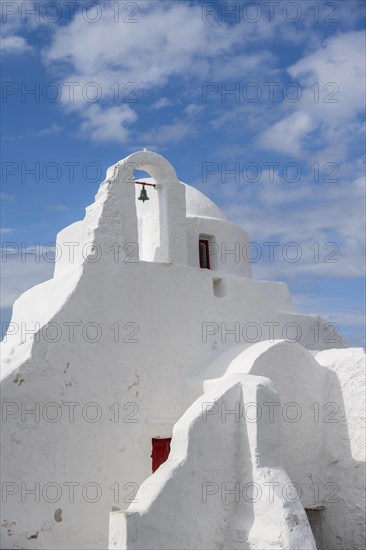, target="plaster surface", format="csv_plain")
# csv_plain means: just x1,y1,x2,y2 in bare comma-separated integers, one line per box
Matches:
1,151,363,550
